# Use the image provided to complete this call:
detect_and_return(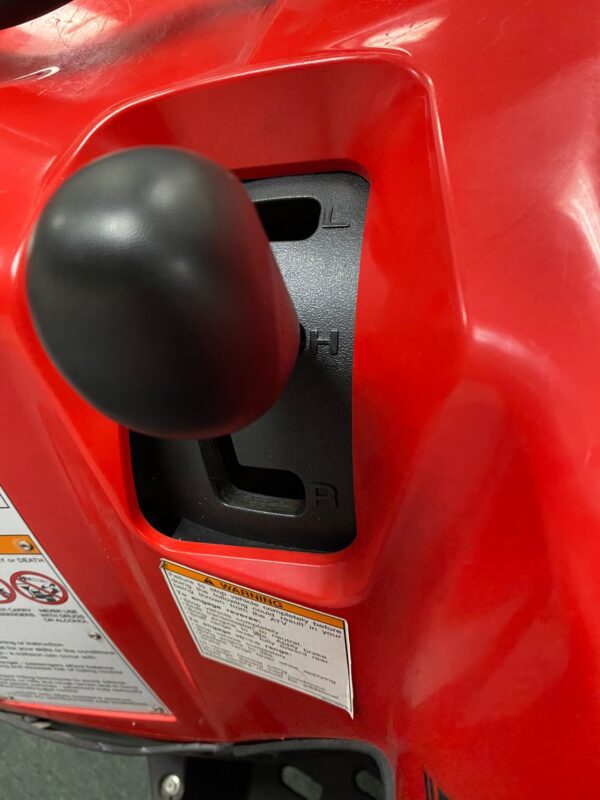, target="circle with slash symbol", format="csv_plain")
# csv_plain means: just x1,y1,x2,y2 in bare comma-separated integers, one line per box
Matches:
0,579,15,604
11,571,68,605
